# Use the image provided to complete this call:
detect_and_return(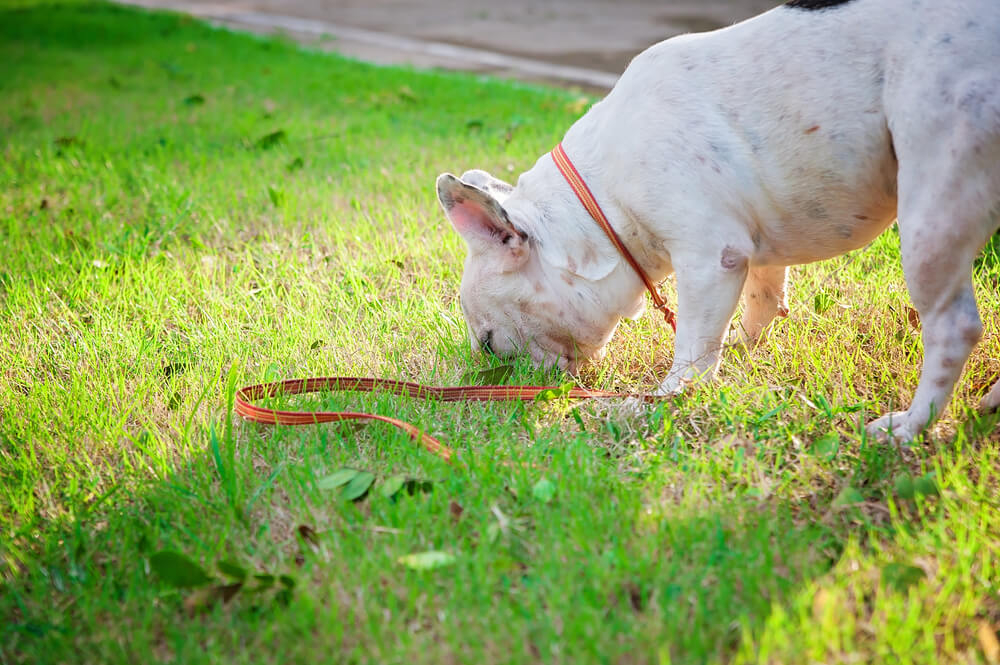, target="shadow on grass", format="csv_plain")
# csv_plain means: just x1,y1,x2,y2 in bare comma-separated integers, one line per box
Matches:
3,397,957,664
